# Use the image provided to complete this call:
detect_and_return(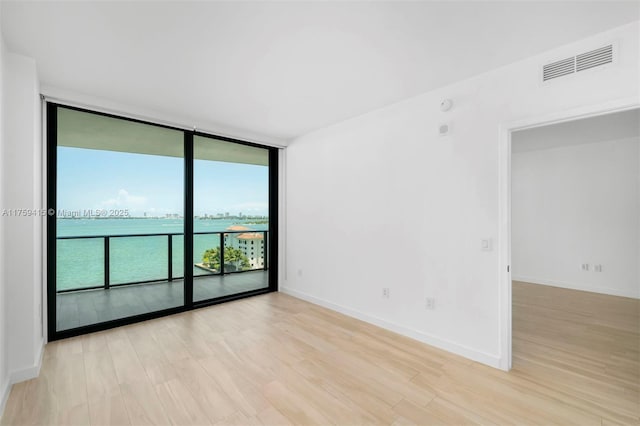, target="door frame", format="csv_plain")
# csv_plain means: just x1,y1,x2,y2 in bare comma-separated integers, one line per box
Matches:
498,97,639,371
46,102,279,341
